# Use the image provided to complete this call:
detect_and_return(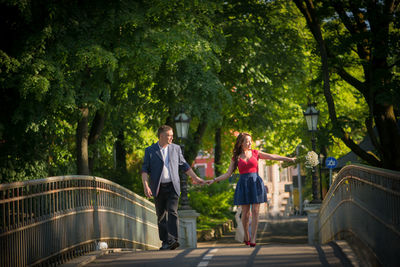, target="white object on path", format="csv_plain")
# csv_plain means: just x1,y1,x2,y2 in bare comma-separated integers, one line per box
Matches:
96,241,108,250
234,206,244,243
